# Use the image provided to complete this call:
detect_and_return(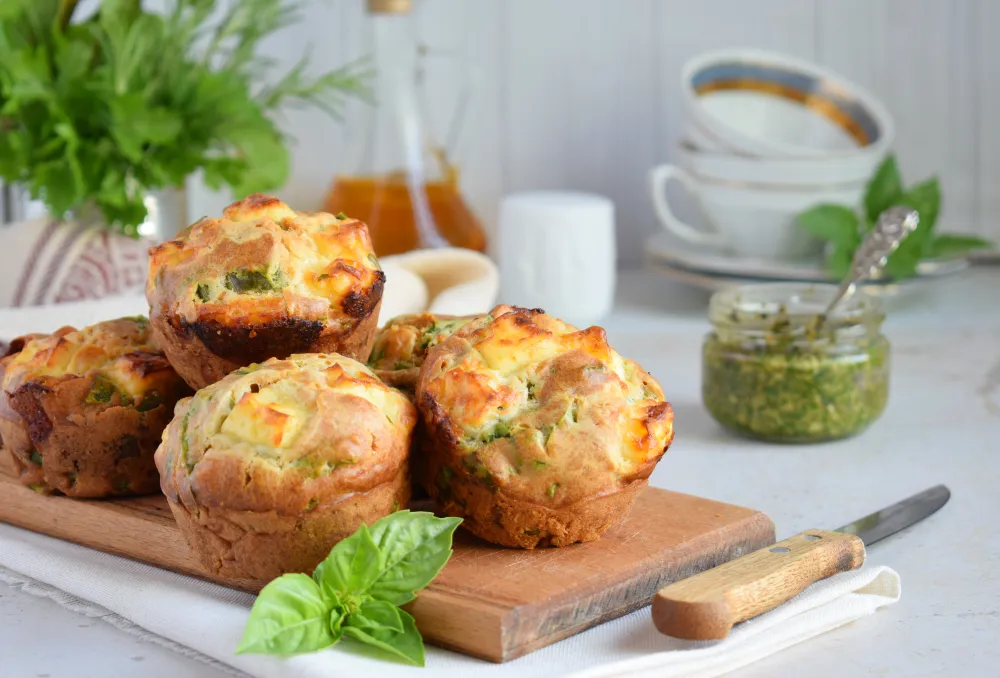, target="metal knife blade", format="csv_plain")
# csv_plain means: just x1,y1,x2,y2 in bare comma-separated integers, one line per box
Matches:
836,484,951,546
